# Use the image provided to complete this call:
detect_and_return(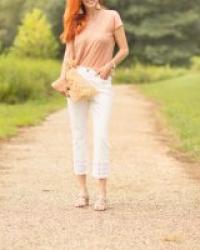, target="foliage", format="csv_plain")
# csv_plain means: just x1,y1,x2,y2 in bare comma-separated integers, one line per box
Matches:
0,55,60,103
138,73,200,160
0,0,65,57
0,0,25,50
1,0,200,65
190,56,200,71
0,94,65,139
113,63,188,84
107,0,200,65
10,8,59,58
